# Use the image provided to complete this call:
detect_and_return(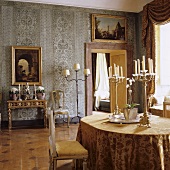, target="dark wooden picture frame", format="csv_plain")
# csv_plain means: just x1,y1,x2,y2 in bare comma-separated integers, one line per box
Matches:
92,14,127,43
12,46,42,86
